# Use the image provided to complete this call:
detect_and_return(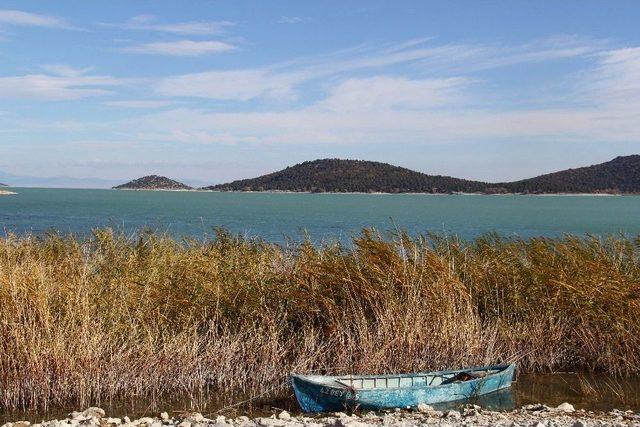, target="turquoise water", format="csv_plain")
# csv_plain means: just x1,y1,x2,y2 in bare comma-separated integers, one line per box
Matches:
1,188,640,242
